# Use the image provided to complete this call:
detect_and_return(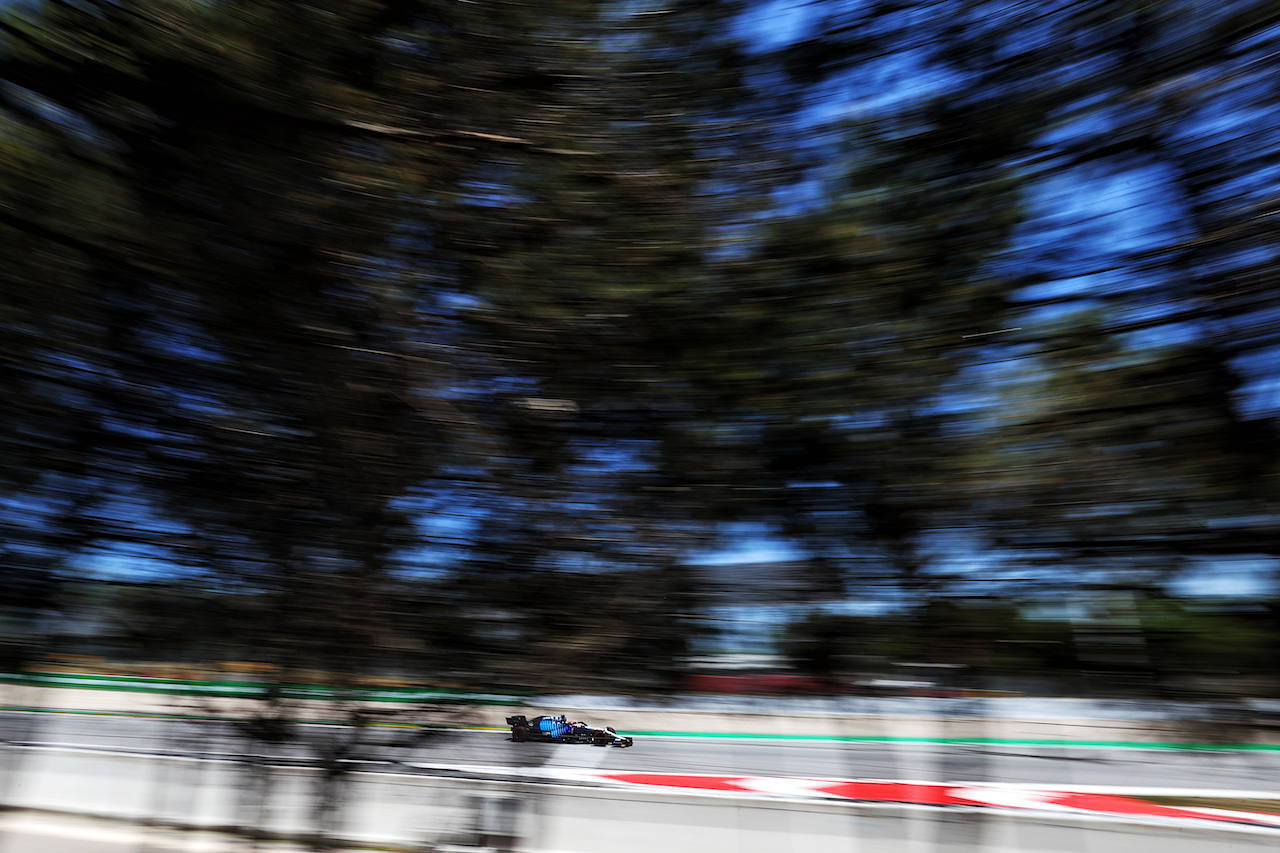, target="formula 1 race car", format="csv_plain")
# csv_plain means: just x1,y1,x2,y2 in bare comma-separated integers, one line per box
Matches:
506,714,634,747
